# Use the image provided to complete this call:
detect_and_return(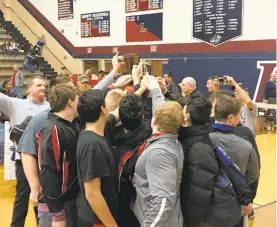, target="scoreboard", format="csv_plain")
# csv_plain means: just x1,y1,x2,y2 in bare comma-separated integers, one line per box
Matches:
81,11,110,38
